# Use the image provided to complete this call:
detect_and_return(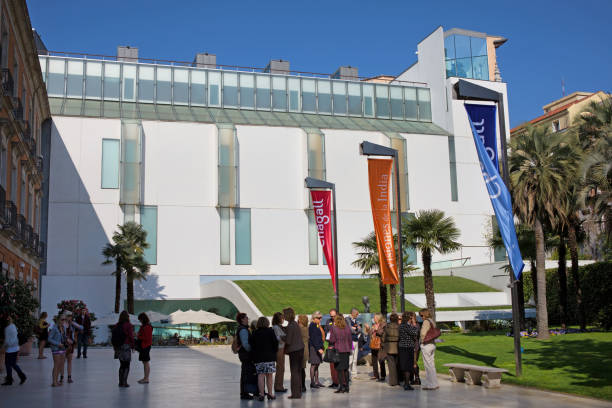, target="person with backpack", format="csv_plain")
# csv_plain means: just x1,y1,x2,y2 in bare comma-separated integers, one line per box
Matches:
419,308,439,390
112,311,134,388
234,312,255,400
